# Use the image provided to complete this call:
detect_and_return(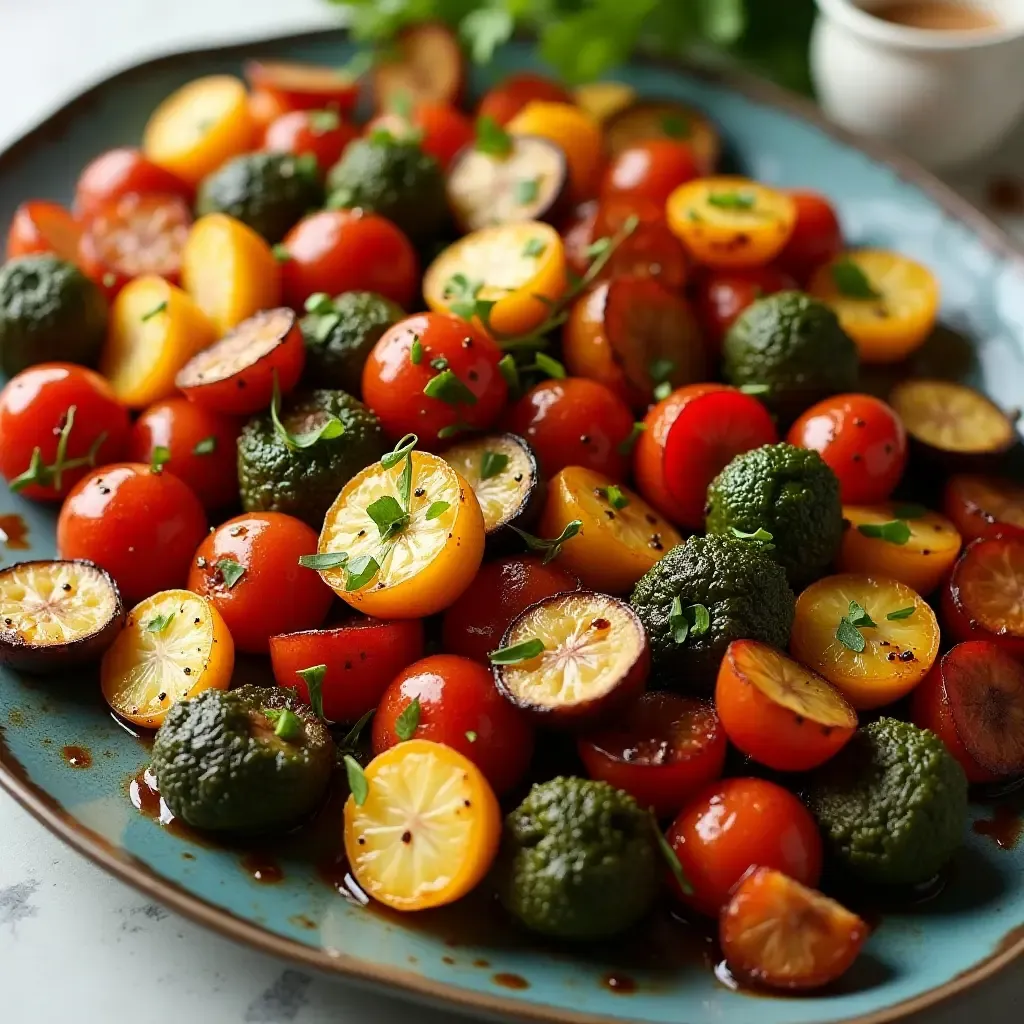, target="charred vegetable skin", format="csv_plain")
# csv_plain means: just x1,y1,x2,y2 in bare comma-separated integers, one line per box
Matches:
152,684,333,834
